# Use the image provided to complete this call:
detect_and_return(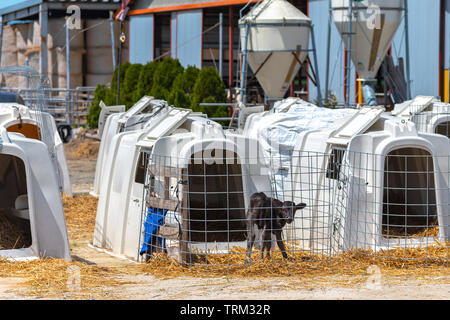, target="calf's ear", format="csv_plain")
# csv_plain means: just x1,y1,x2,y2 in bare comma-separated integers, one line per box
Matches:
296,203,307,210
